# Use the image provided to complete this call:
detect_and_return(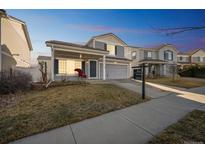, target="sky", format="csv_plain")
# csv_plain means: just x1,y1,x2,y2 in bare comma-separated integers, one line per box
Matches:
7,9,205,64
